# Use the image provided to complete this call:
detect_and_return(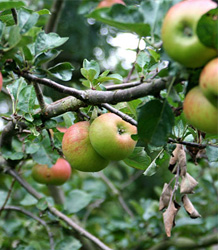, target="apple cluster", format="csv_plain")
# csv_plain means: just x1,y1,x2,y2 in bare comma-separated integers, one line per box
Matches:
162,0,218,135
62,113,137,172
